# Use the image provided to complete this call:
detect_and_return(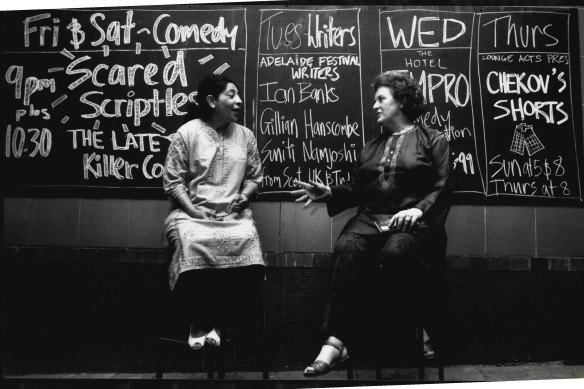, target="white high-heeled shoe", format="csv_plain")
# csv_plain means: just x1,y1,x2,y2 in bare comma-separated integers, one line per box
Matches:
205,328,221,347
188,324,207,350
